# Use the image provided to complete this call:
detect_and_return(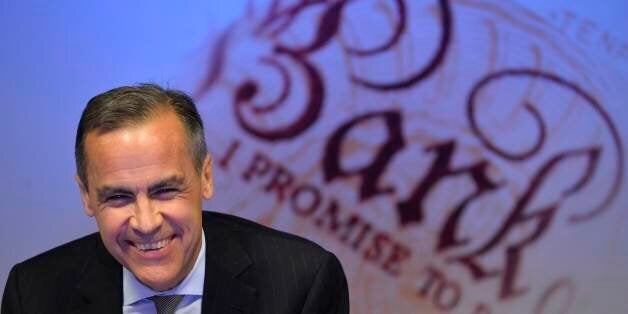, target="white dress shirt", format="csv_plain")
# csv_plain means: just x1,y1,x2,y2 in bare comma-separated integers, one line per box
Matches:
122,231,206,314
